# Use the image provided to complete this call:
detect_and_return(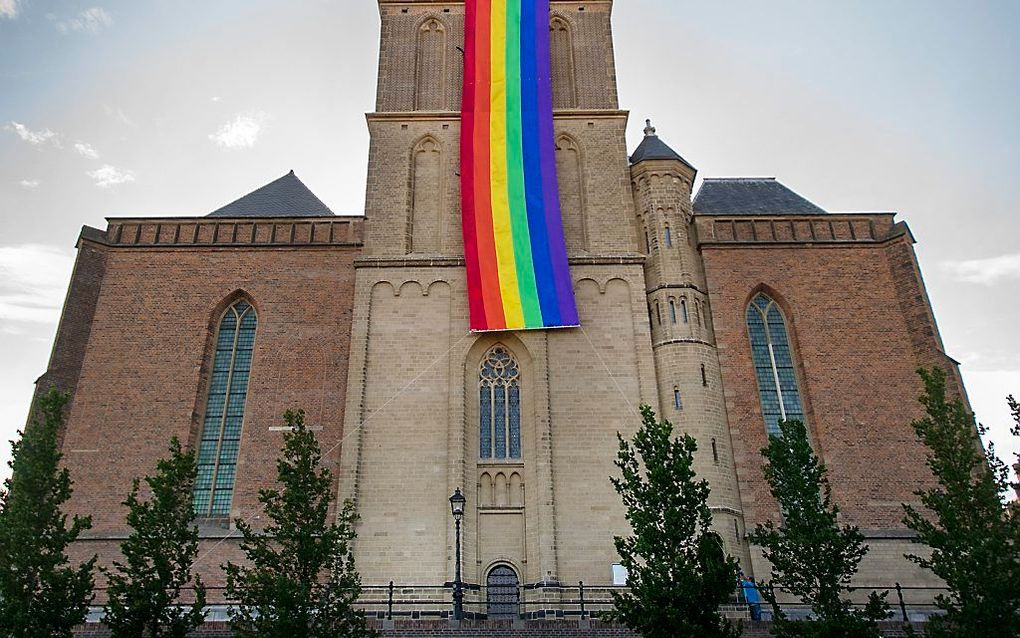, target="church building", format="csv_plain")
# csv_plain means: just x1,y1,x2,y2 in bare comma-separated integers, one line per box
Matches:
37,0,957,618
